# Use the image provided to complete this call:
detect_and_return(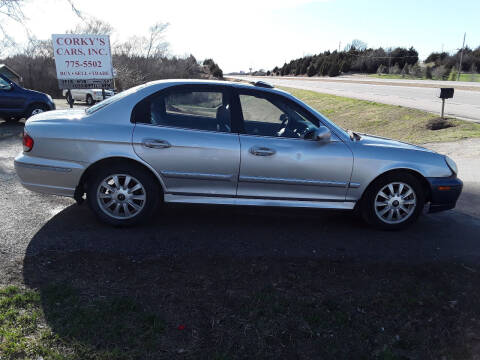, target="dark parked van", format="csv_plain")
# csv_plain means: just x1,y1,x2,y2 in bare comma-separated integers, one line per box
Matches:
0,74,55,122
